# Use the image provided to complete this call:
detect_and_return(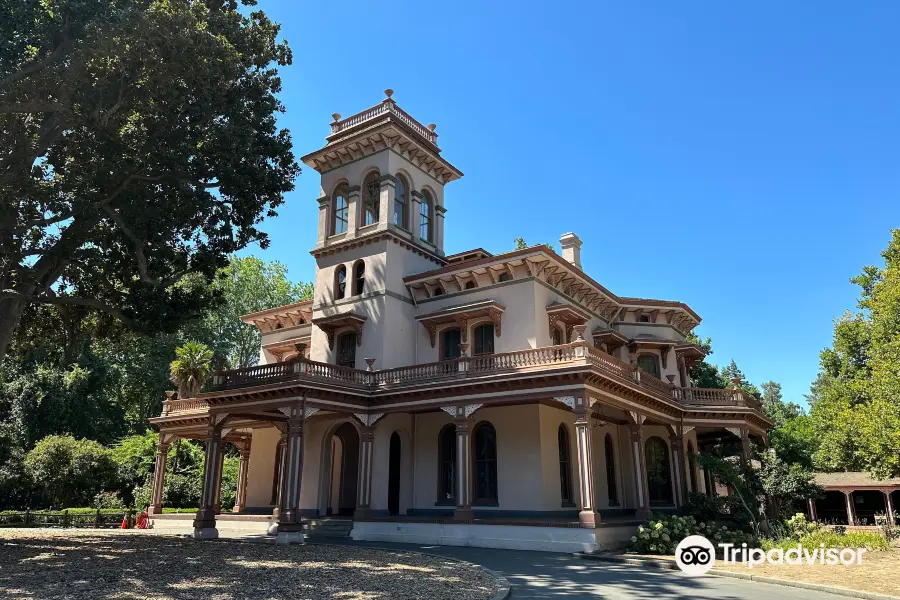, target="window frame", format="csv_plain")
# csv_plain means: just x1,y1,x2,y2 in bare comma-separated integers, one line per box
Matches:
440,327,462,361
436,424,457,505
604,434,619,506
353,260,365,296
472,323,495,356
332,185,349,236
362,172,380,227
636,353,661,379
558,424,574,506
335,265,347,300
472,421,498,505
336,331,357,368
394,174,408,229
419,191,433,242
645,436,674,506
